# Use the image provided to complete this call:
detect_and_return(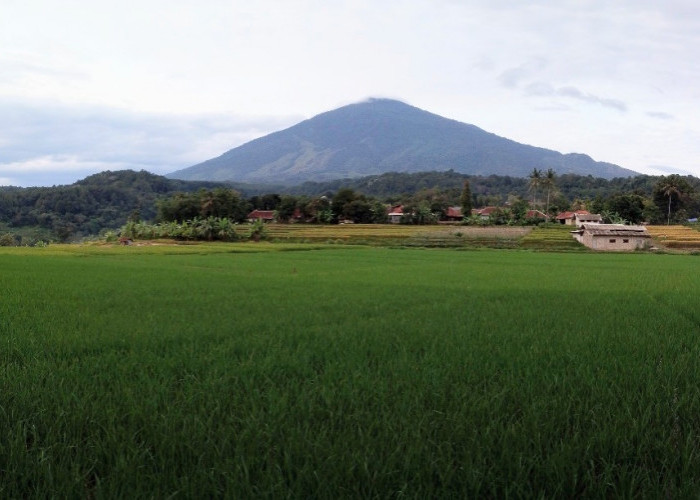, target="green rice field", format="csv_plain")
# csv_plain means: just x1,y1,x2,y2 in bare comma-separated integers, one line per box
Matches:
2,244,700,497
